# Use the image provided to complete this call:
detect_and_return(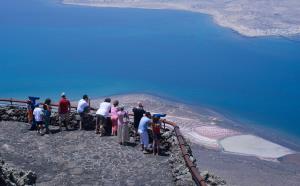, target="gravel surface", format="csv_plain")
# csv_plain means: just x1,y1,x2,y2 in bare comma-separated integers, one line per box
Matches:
192,144,300,186
0,121,174,186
